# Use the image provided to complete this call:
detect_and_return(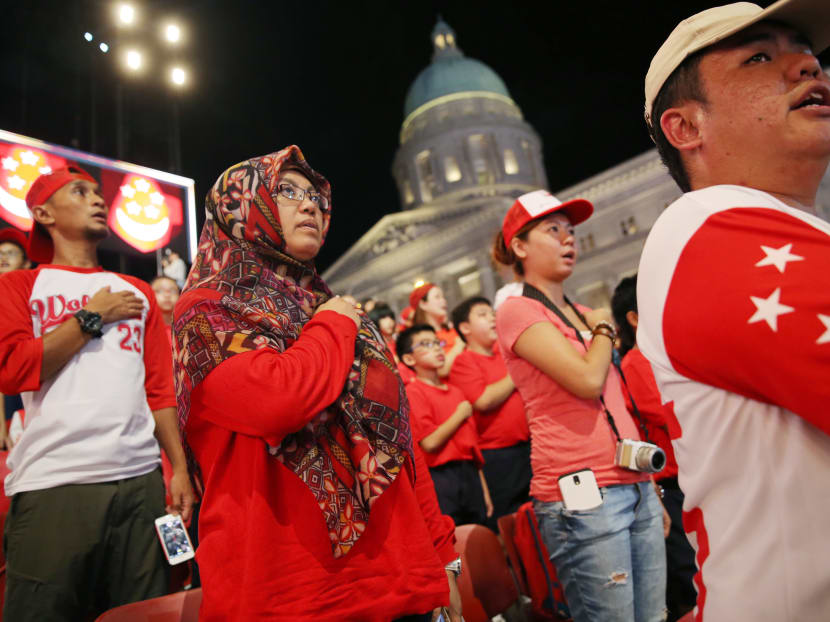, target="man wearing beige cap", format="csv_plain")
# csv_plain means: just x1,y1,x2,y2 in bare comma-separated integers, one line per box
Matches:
636,1,830,620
